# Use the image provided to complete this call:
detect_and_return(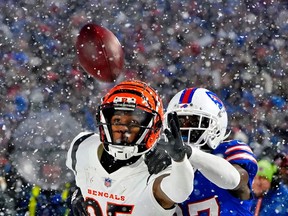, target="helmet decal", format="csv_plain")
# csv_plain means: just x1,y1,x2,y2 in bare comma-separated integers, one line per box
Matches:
179,87,197,104
206,91,224,110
